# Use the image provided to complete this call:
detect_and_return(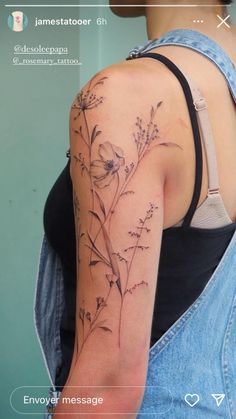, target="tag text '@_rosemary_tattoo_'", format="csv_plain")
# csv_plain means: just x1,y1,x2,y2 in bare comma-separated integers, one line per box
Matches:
70,74,182,361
